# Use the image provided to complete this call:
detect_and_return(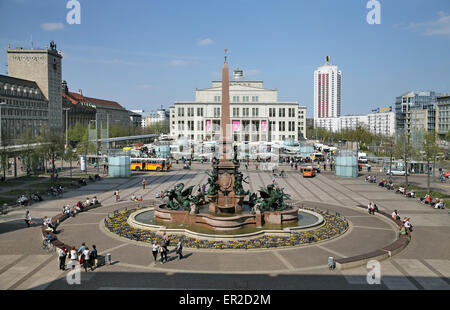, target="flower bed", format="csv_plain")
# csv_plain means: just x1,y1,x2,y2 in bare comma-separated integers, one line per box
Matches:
105,207,348,250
